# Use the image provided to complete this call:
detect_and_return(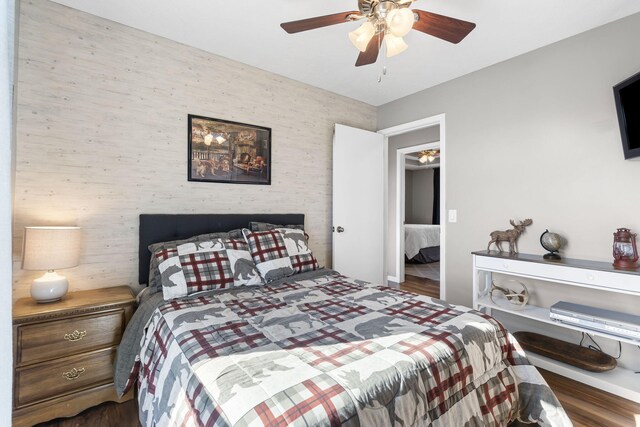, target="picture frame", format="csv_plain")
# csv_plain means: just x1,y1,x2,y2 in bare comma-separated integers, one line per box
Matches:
188,114,271,185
